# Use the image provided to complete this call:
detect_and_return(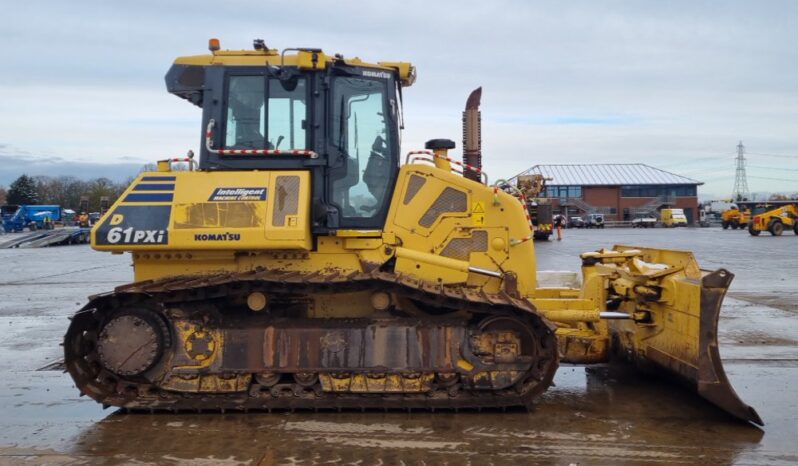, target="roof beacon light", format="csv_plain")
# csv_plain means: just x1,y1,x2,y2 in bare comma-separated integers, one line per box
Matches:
208,38,221,52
